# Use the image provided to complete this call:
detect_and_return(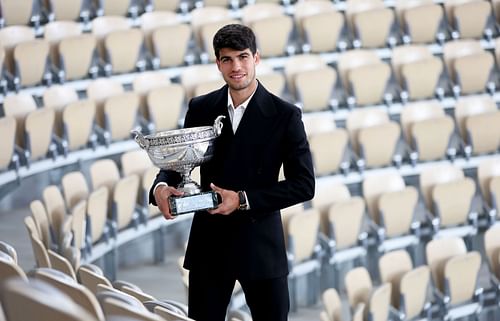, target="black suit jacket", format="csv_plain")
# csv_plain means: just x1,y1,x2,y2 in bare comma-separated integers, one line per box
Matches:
149,82,315,280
